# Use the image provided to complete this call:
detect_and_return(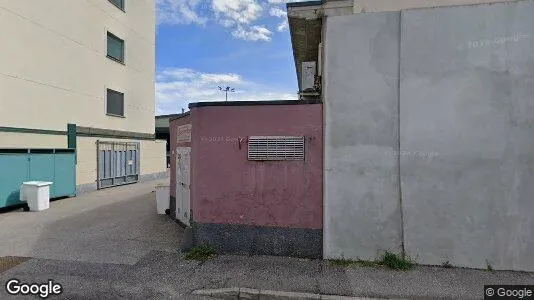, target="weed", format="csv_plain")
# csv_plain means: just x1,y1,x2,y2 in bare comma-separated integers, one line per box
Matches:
330,258,355,266
184,245,216,261
441,261,453,268
329,257,380,268
379,251,414,271
330,253,413,270
355,260,381,268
